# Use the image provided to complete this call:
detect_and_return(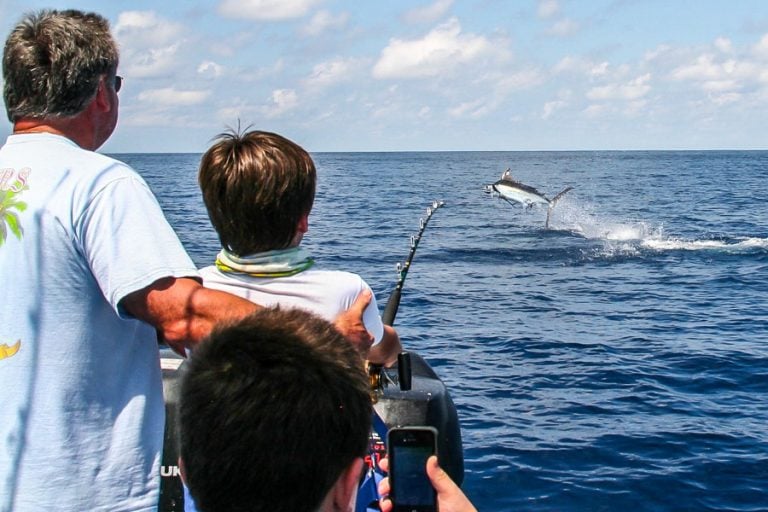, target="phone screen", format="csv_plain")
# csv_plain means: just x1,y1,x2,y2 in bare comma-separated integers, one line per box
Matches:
388,427,437,512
